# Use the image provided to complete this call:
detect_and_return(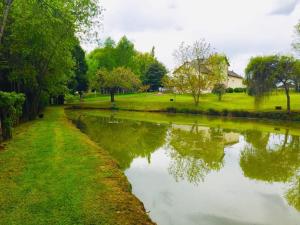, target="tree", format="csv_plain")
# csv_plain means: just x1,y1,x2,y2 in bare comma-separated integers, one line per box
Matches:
97,67,141,102
0,0,101,119
68,43,88,98
87,38,162,88
245,55,299,113
144,61,167,91
0,0,13,44
212,83,226,101
173,40,228,105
